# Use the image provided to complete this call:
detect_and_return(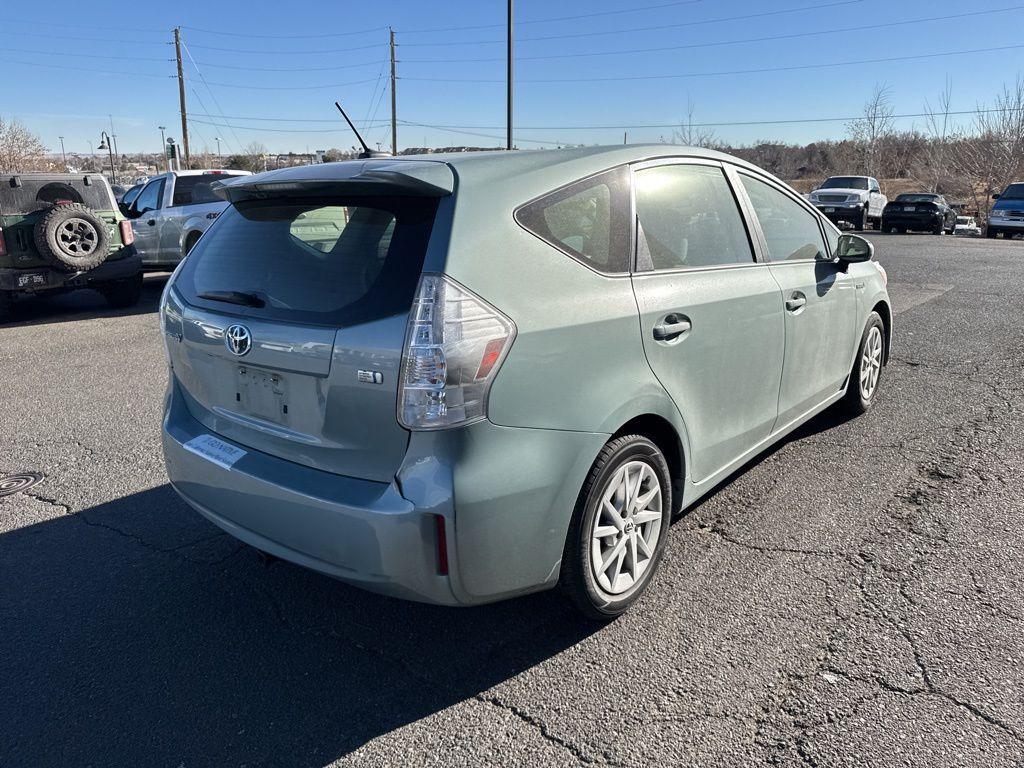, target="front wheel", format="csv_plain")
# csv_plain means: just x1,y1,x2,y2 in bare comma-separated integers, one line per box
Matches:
561,435,672,621
842,312,885,416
